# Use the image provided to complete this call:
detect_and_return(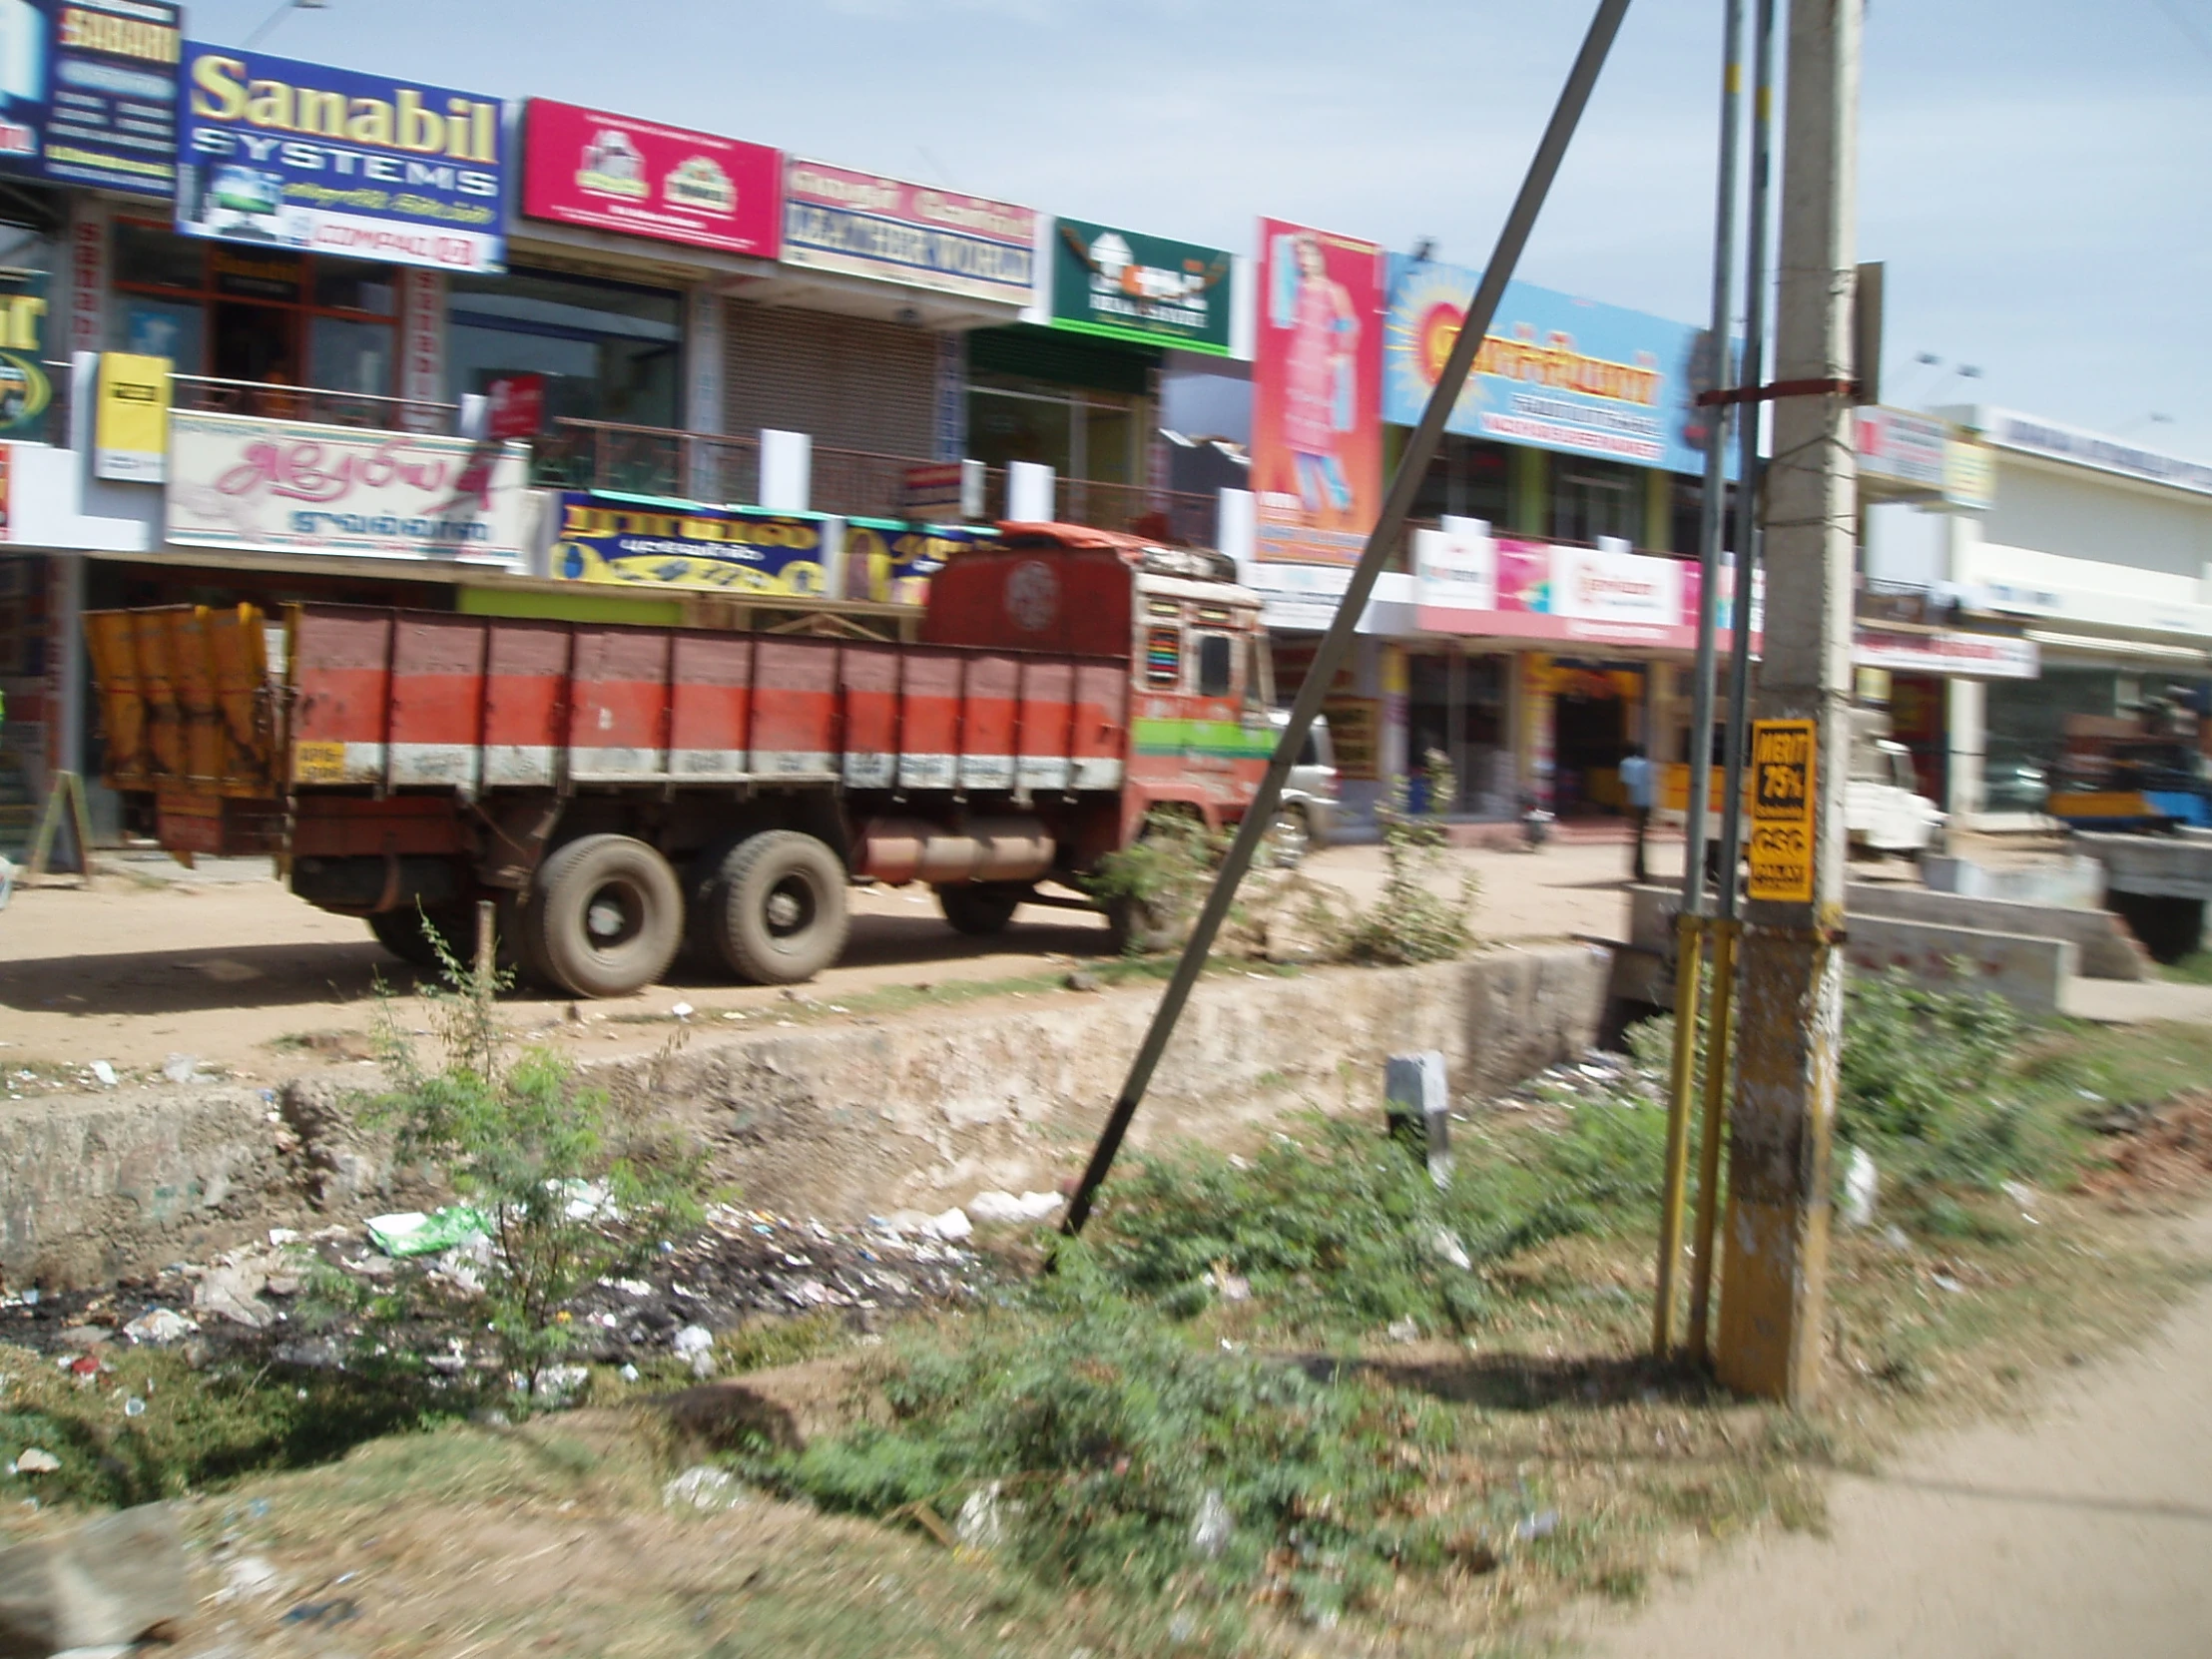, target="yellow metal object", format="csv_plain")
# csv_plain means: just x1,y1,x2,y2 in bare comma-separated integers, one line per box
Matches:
1652,909,1708,1356
1685,918,1740,1364
2046,791,2153,822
